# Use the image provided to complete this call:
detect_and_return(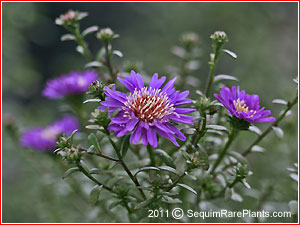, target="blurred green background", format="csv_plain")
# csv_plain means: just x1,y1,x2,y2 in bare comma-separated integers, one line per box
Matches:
2,2,298,223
